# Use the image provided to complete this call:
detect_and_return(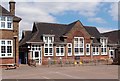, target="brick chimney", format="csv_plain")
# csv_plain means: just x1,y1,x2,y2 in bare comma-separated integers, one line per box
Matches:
9,0,16,15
